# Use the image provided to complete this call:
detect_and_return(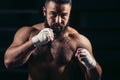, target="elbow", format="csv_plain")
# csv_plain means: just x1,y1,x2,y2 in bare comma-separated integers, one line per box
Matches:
99,66,103,79
4,50,14,69
4,58,13,69
4,56,25,69
4,54,16,69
